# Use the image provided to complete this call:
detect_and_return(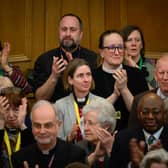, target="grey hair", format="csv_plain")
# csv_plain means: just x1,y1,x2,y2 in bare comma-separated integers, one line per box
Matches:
30,100,58,120
82,97,116,133
140,149,168,168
